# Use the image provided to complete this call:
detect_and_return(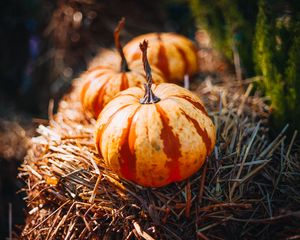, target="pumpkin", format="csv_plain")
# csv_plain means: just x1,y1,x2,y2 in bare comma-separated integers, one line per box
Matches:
81,18,165,118
88,48,120,69
95,40,216,187
123,32,199,83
